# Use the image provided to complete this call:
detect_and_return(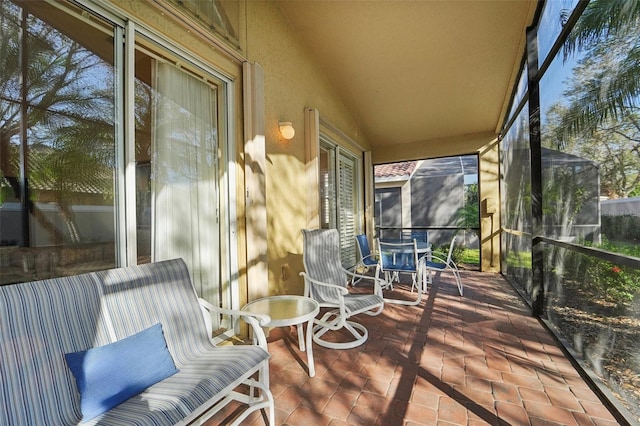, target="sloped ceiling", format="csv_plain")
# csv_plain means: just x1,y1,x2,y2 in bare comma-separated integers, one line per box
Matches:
276,0,538,148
